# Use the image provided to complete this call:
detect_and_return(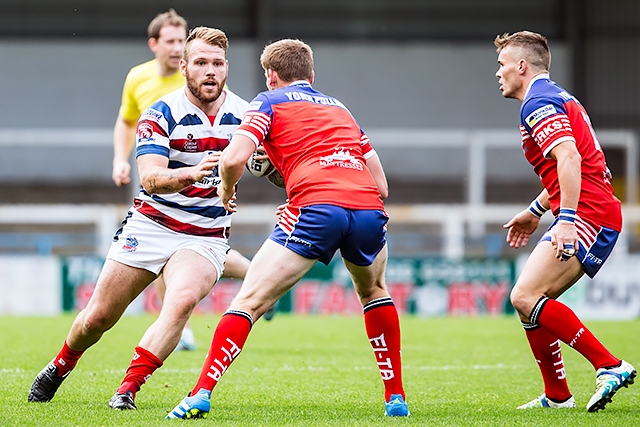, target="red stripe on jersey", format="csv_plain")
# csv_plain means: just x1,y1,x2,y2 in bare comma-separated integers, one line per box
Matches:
134,199,228,238
169,136,230,153
179,186,218,198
